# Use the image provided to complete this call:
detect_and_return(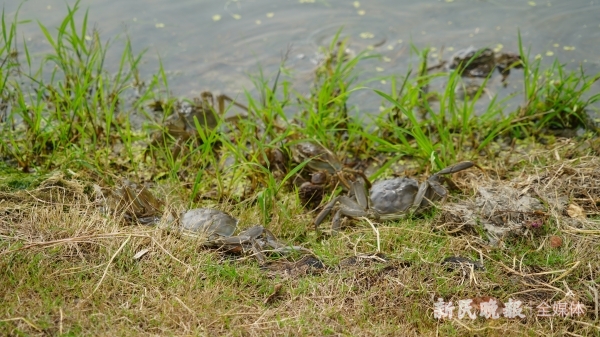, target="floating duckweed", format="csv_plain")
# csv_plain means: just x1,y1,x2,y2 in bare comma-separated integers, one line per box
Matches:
357,10,365,15
359,32,374,39
85,35,92,41
493,44,503,53
212,14,221,21
546,51,554,56
375,67,384,72
528,1,536,6
535,54,542,60
232,14,241,20
299,0,315,3
397,39,403,44
563,46,576,51
387,45,394,50
155,23,165,28
255,20,261,25
353,1,360,8
553,43,560,48
445,0,454,2
383,56,391,62
266,12,274,18
380,79,387,84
